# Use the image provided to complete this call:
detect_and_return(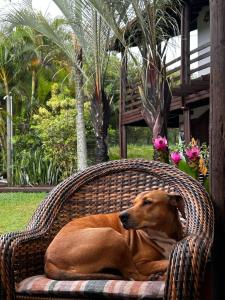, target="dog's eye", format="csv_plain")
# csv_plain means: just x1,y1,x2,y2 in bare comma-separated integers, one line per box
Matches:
143,199,153,205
